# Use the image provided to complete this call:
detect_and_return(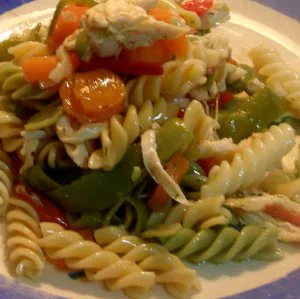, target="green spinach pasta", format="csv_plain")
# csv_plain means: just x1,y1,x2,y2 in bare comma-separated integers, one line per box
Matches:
0,0,299,298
